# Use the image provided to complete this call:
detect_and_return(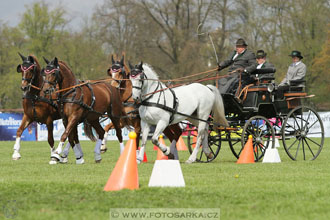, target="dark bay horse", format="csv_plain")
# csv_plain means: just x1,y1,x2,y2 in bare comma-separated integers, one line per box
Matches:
101,55,183,163
42,57,126,164
13,53,75,162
